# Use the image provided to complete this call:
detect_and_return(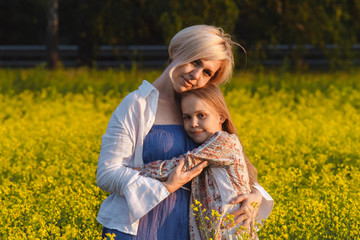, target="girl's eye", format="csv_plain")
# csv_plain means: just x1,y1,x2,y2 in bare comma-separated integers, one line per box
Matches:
197,113,206,118
183,116,191,121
